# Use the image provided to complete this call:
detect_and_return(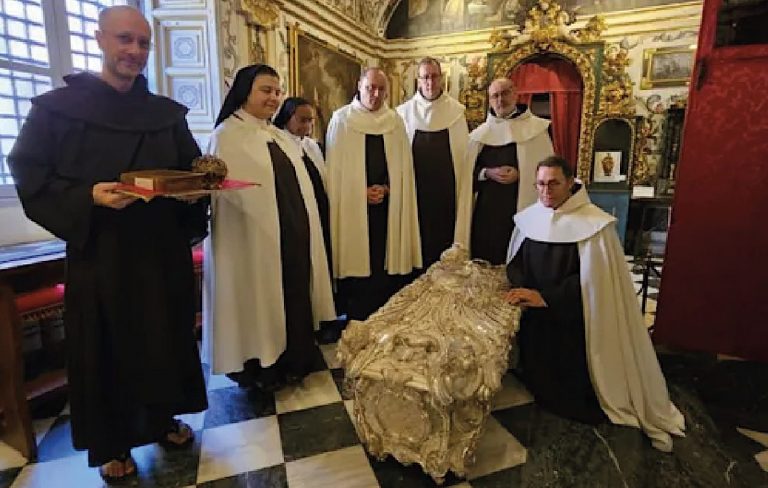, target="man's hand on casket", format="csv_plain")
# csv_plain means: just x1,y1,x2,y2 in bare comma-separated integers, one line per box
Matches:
505,288,547,308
